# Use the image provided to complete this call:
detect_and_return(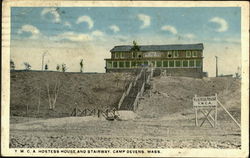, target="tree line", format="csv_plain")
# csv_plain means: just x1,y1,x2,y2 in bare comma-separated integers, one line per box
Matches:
10,59,84,73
